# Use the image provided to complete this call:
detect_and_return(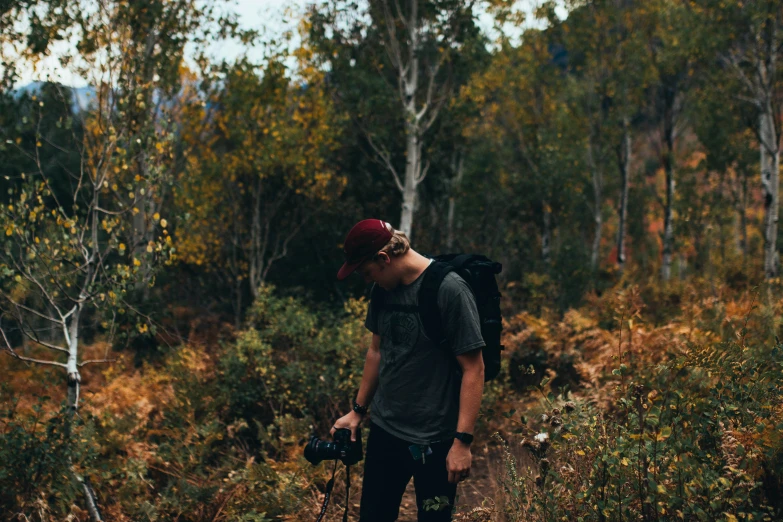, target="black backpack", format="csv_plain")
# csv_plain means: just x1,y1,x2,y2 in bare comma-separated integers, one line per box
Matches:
372,254,504,381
